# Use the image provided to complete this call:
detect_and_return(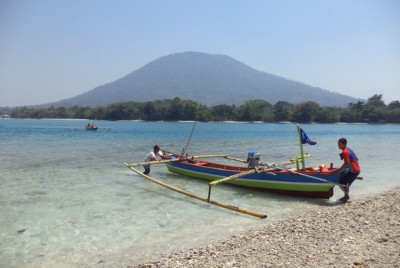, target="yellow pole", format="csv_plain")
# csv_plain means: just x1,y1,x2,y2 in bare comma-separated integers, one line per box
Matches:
210,169,257,186
224,156,248,163
126,158,181,167
193,154,227,159
124,163,267,219
297,124,305,171
209,156,310,187
126,154,227,167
